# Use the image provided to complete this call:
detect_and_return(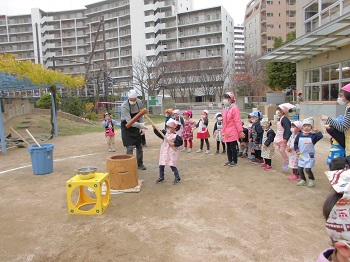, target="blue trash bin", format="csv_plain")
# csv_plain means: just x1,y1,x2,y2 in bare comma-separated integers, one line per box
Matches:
28,144,54,175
